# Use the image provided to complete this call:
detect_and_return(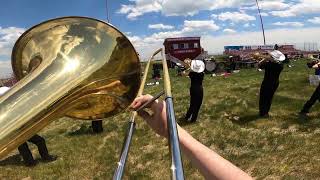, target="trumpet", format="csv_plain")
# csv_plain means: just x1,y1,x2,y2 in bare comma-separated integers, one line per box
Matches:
251,50,286,64
0,17,184,179
251,52,272,62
